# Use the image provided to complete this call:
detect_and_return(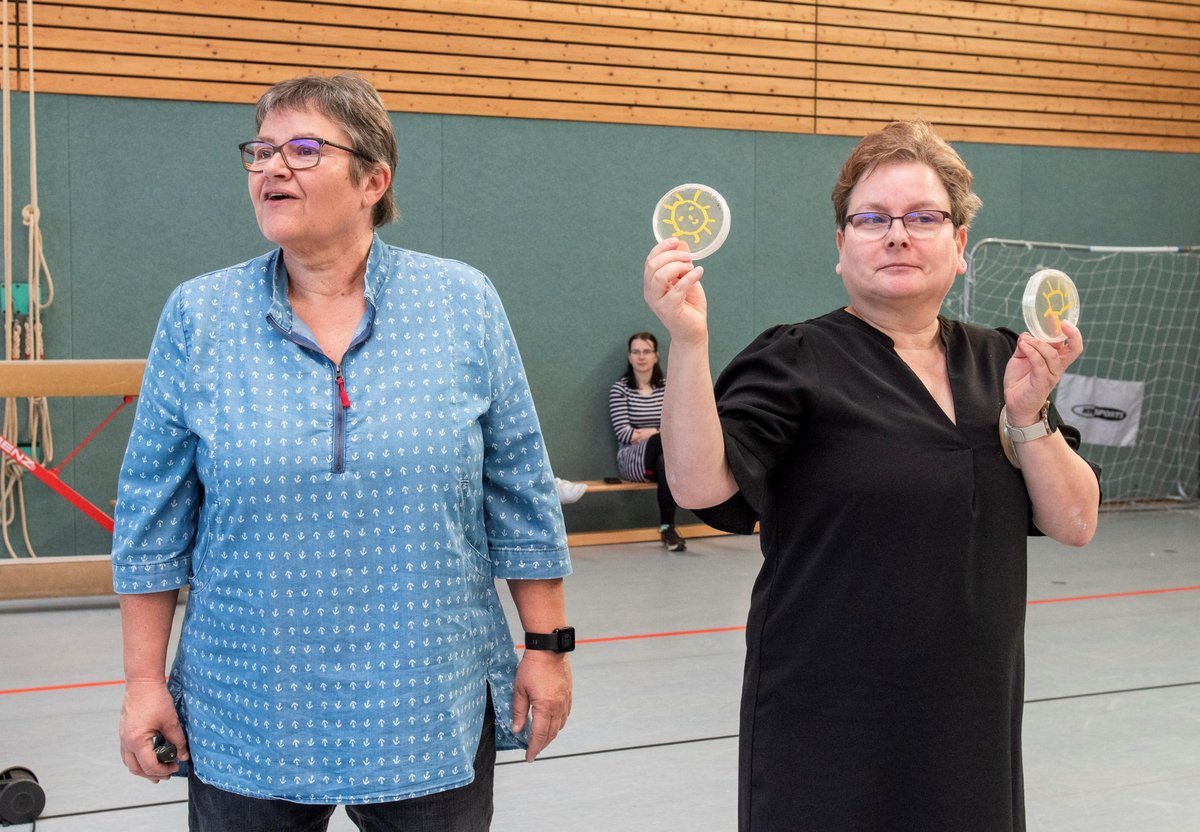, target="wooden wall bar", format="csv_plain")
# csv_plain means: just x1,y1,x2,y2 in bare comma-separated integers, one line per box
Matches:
3,0,1198,150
